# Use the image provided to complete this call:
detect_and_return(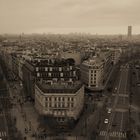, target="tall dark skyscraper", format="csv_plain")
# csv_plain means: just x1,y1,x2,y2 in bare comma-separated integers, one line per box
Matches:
128,26,132,38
